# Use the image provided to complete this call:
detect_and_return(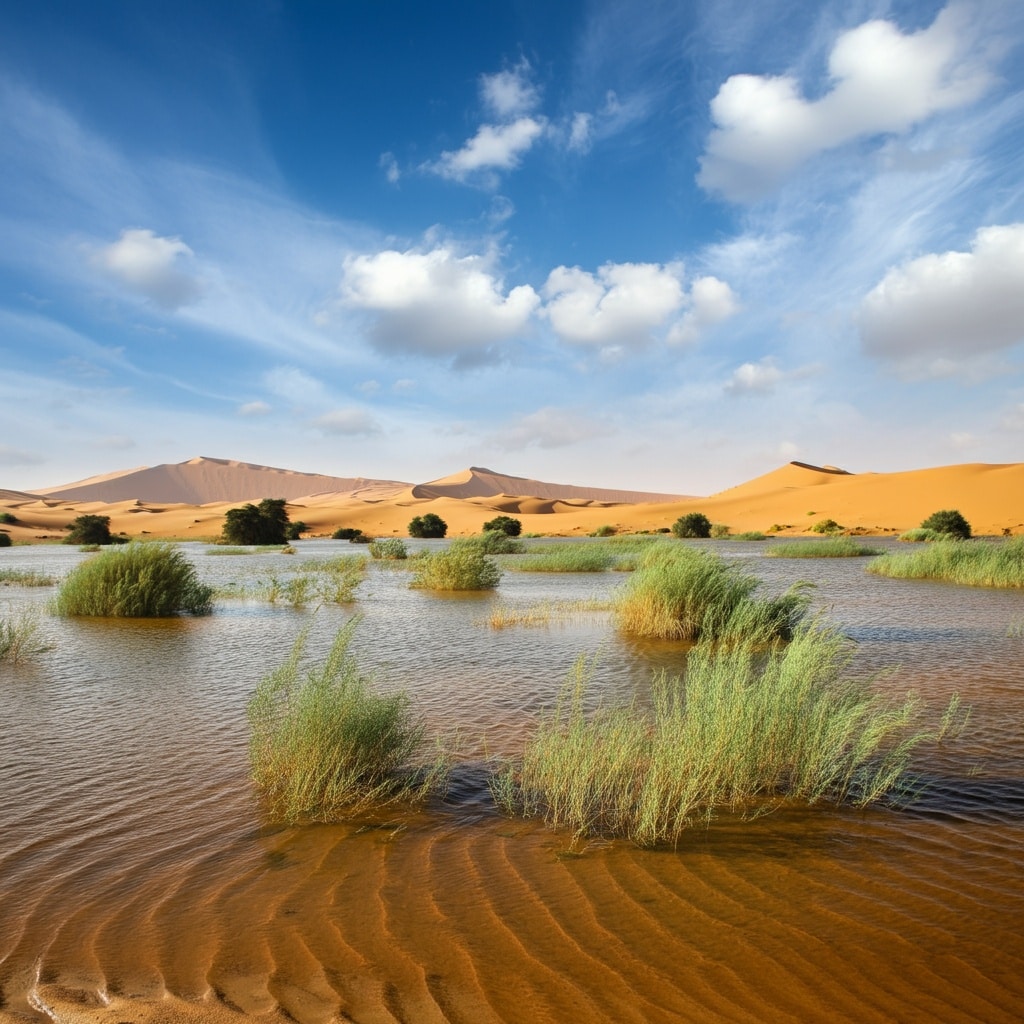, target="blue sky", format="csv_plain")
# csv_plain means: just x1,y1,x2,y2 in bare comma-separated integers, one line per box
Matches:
2,0,1023,495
